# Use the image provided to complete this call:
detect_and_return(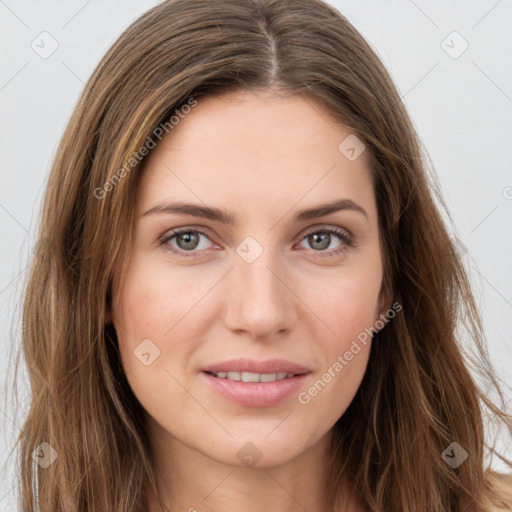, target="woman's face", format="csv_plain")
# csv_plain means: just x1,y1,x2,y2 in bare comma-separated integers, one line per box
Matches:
111,90,390,468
